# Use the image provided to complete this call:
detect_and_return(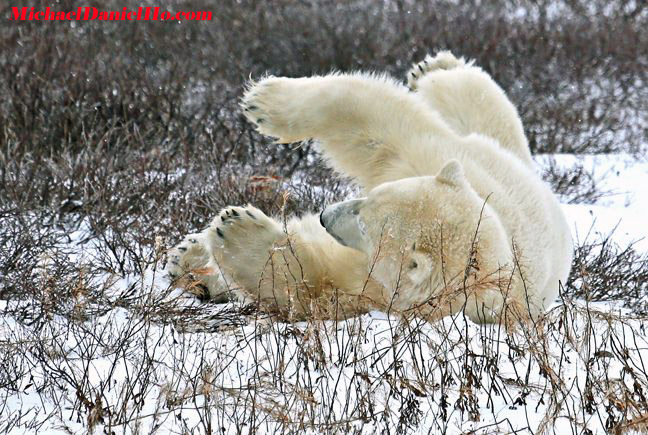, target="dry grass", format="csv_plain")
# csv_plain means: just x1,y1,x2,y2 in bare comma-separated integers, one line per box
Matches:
2,246,648,433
